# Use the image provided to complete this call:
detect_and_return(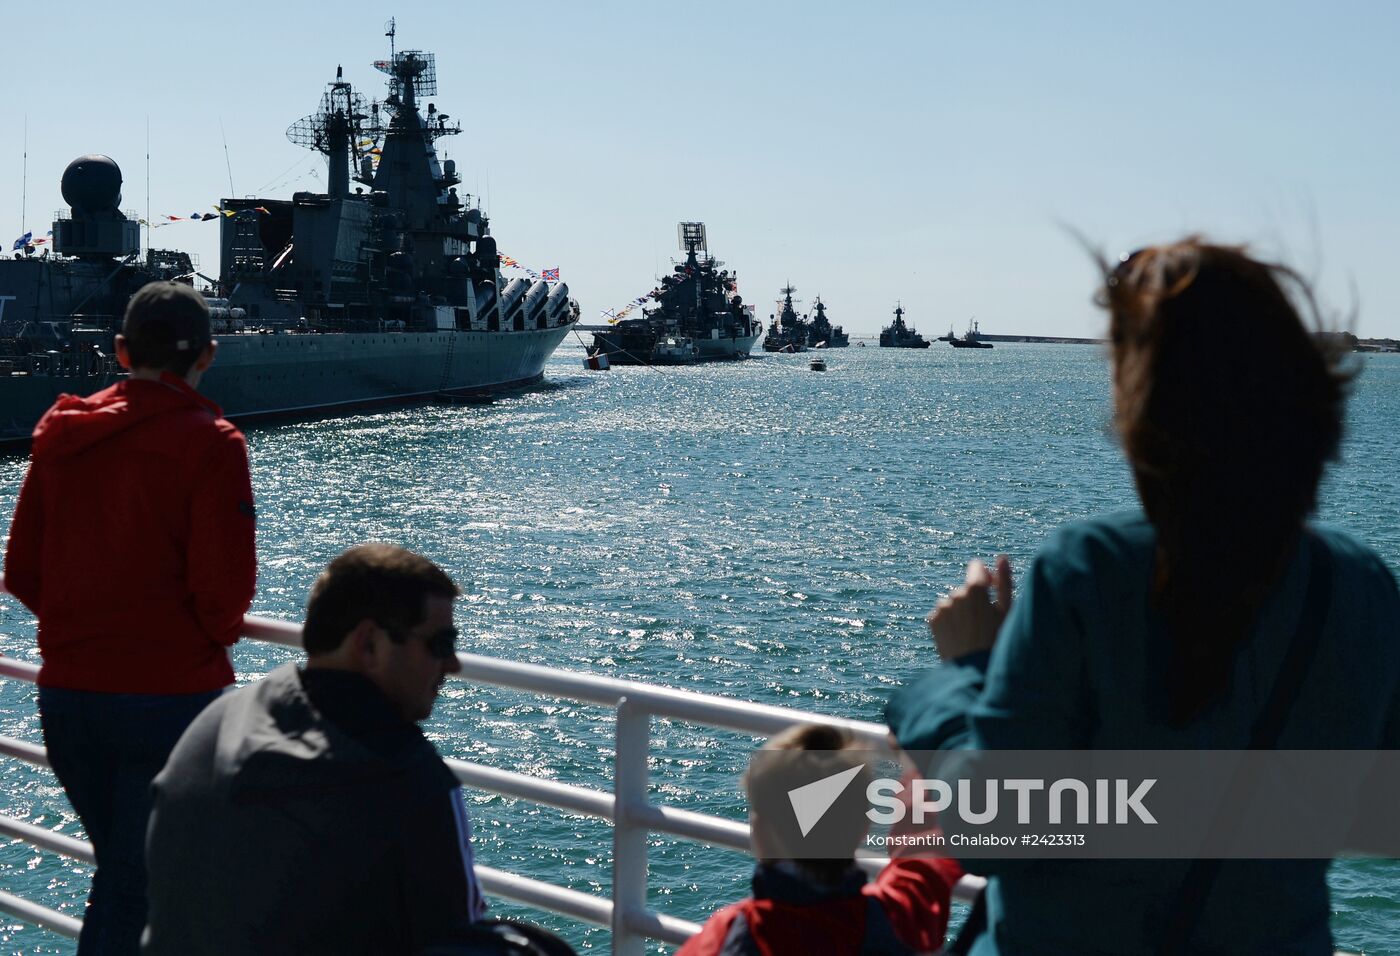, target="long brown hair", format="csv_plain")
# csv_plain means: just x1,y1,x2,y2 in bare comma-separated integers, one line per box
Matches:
1101,239,1350,724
